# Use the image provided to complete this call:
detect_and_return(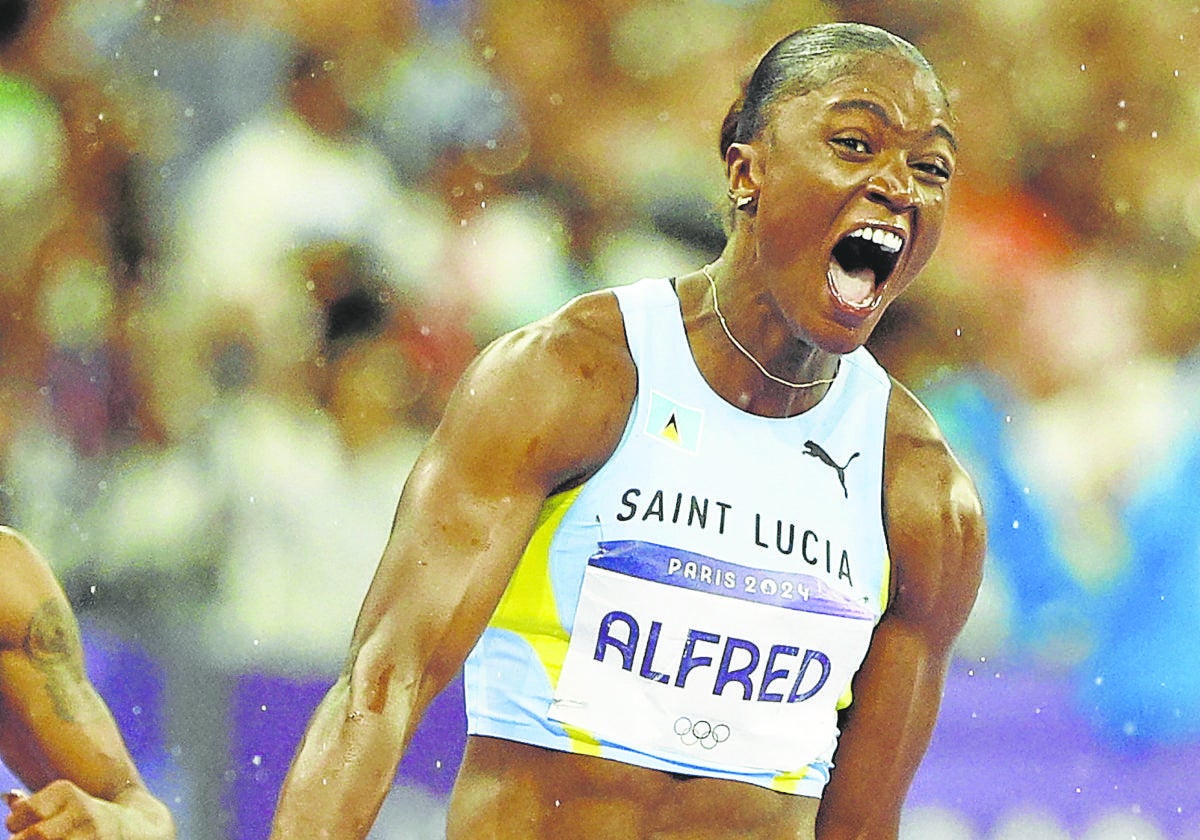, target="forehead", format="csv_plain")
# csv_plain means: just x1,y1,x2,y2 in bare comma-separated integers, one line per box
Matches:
776,52,955,142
